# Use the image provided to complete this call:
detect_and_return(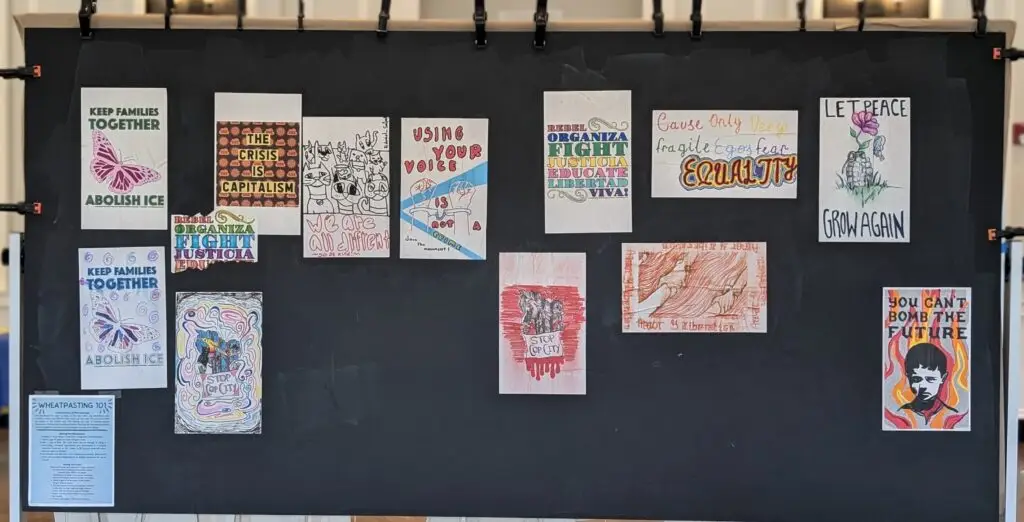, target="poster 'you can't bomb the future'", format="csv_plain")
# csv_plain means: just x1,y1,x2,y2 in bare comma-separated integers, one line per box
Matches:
882,288,971,432
81,88,168,230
